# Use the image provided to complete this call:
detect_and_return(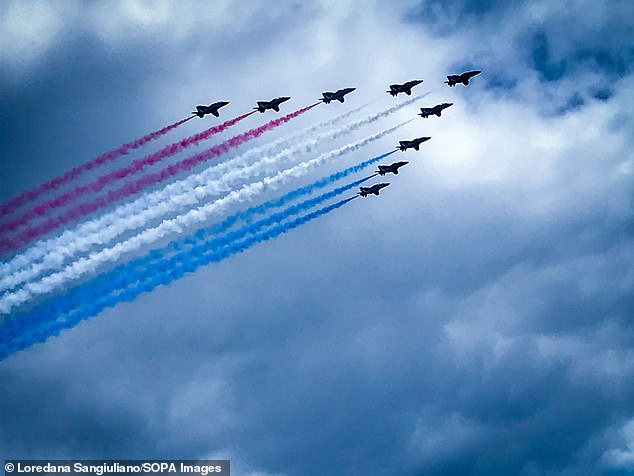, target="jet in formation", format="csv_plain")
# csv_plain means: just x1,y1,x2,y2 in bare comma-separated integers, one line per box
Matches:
321,88,356,104
445,70,481,87
398,137,431,151
419,103,453,118
192,101,229,118
377,161,408,176
387,80,423,97
359,183,390,197
254,97,291,113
